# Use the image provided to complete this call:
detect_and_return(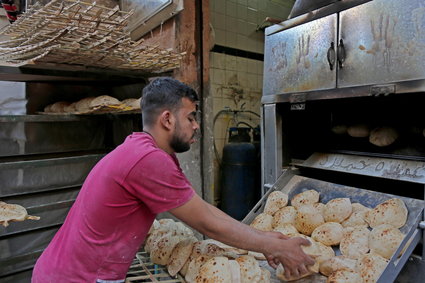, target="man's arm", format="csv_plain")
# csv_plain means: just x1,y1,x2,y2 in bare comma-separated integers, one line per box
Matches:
169,194,314,279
